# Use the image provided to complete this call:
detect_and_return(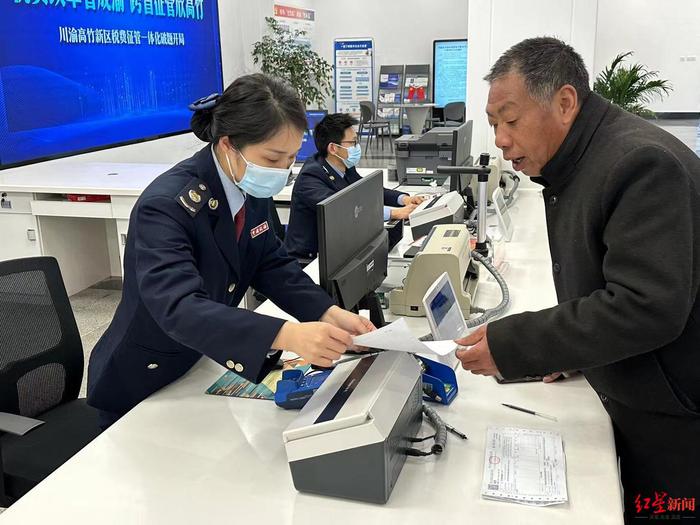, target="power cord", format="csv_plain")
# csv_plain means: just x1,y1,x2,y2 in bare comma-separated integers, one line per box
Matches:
405,405,467,457
466,250,511,328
